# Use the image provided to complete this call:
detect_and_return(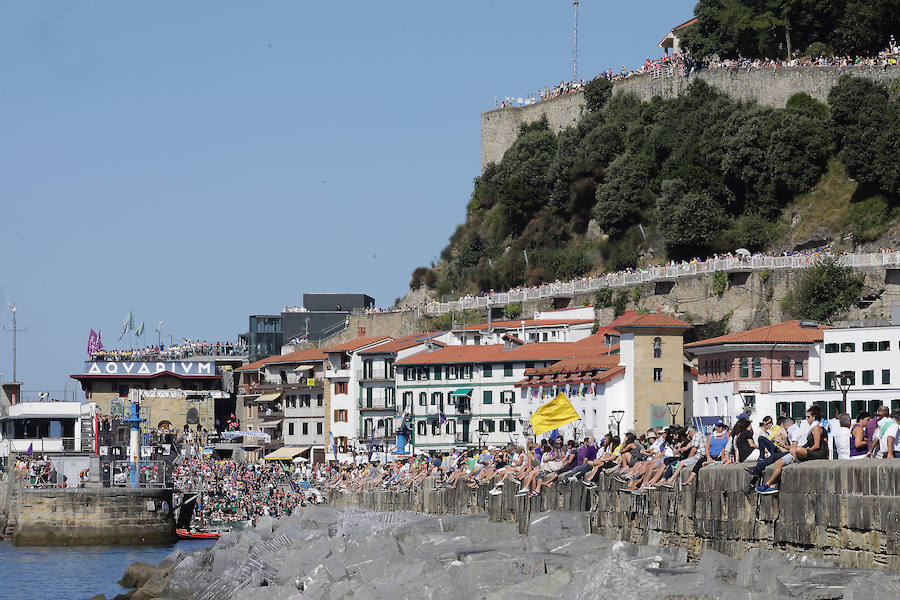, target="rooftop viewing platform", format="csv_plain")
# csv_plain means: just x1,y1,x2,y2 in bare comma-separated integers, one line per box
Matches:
88,340,247,362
